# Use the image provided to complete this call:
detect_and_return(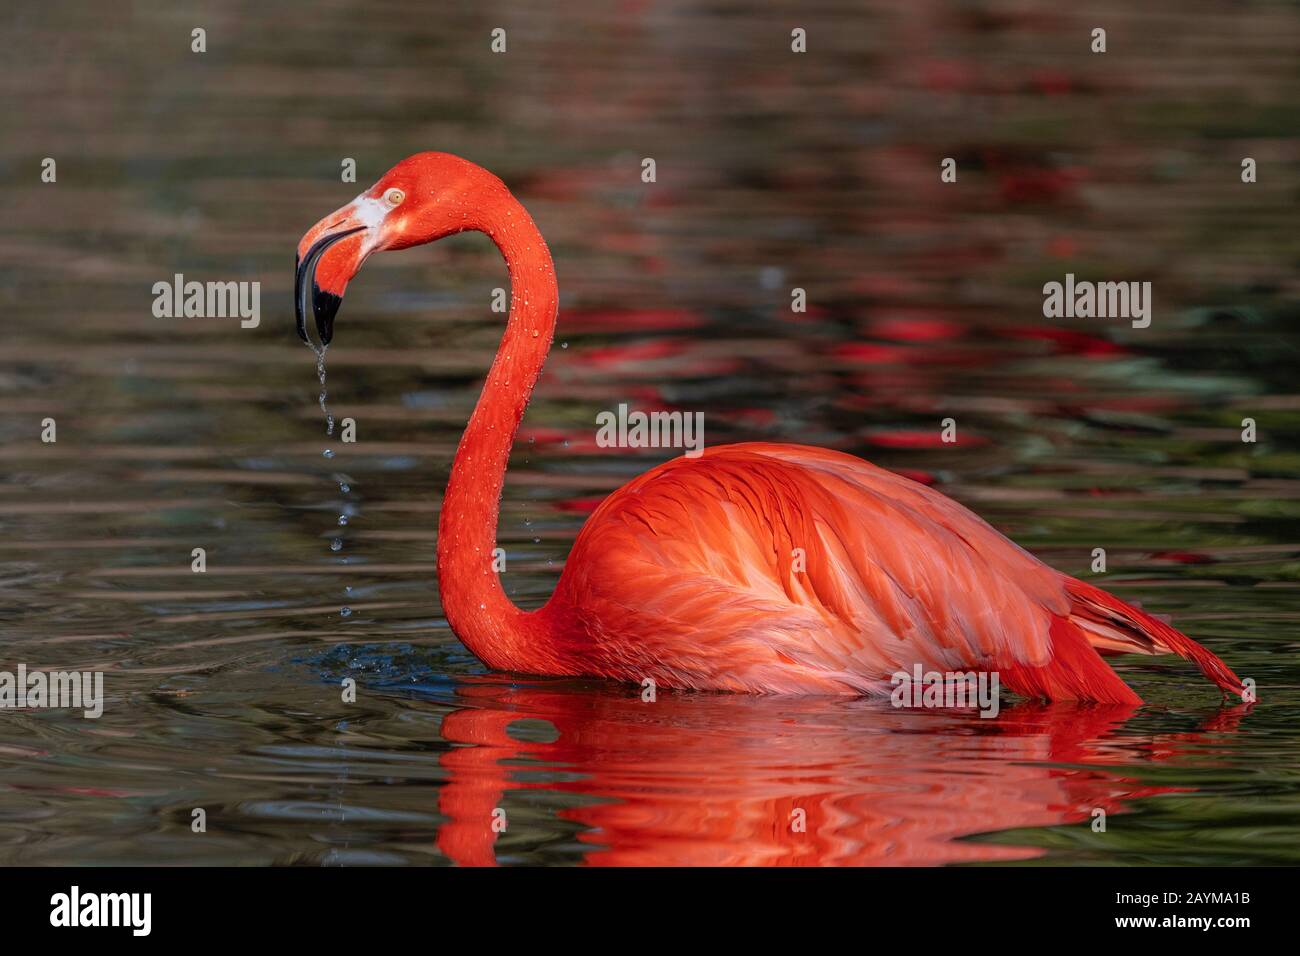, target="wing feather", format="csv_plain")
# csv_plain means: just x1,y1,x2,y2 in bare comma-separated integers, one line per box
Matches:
550,443,1076,694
